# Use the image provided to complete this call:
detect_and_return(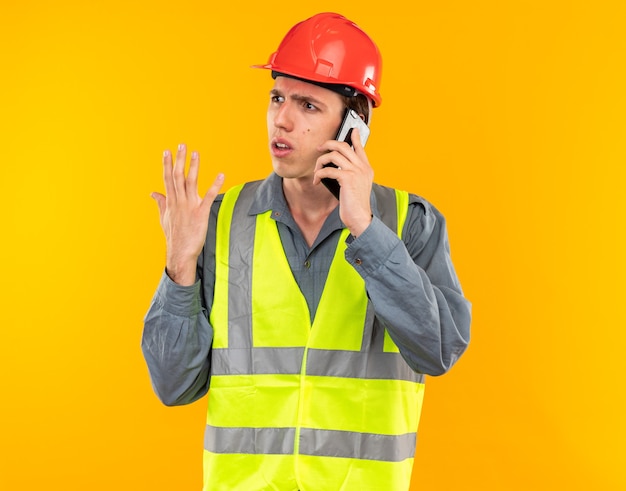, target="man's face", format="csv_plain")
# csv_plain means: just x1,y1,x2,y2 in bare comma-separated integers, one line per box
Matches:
267,76,344,181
